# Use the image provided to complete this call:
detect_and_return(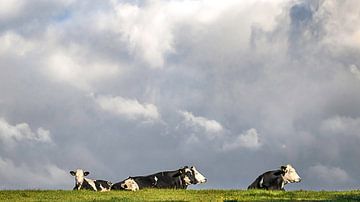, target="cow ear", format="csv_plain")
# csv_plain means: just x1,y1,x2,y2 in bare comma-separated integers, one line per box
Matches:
70,171,76,176
281,166,287,171
84,171,90,176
